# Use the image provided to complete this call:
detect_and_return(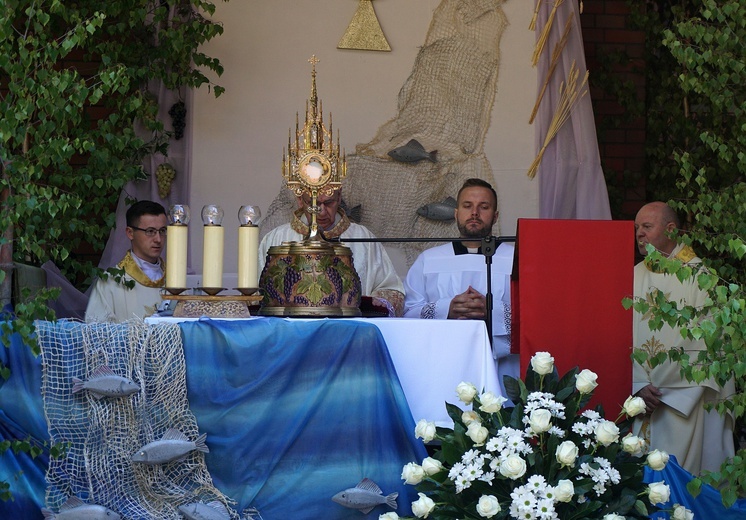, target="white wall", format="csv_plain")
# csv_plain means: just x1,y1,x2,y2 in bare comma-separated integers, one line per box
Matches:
190,0,538,279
